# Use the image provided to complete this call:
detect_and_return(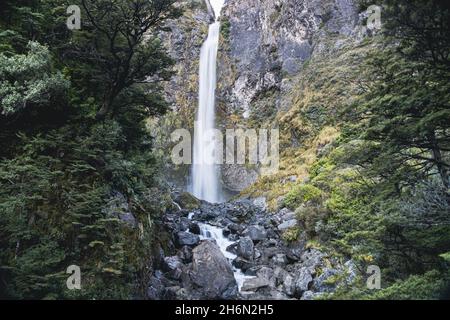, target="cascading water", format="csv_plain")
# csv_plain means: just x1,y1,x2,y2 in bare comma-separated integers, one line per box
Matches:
190,0,256,294
191,0,225,204
198,223,256,292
